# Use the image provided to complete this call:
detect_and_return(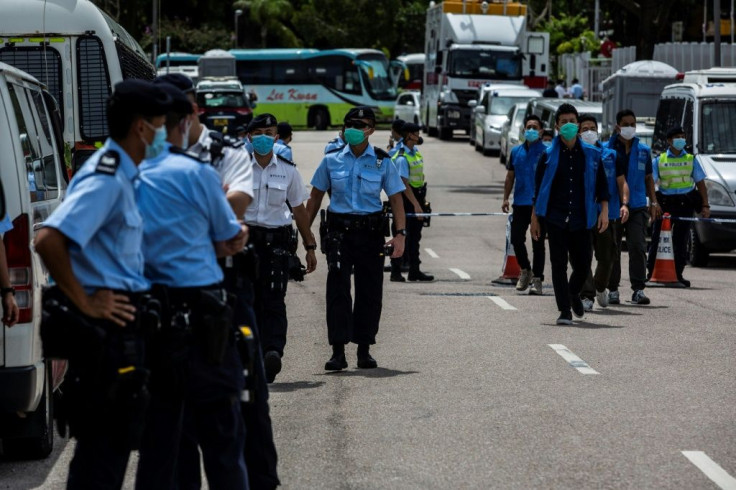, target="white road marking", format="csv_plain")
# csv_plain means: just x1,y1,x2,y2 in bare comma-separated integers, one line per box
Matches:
449,268,470,280
682,451,736,489
487,296,517,310
548,344,600,375
425,248,439,258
